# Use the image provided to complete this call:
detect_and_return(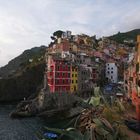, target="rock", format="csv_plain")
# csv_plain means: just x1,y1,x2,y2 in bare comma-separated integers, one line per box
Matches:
10,89,90,119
